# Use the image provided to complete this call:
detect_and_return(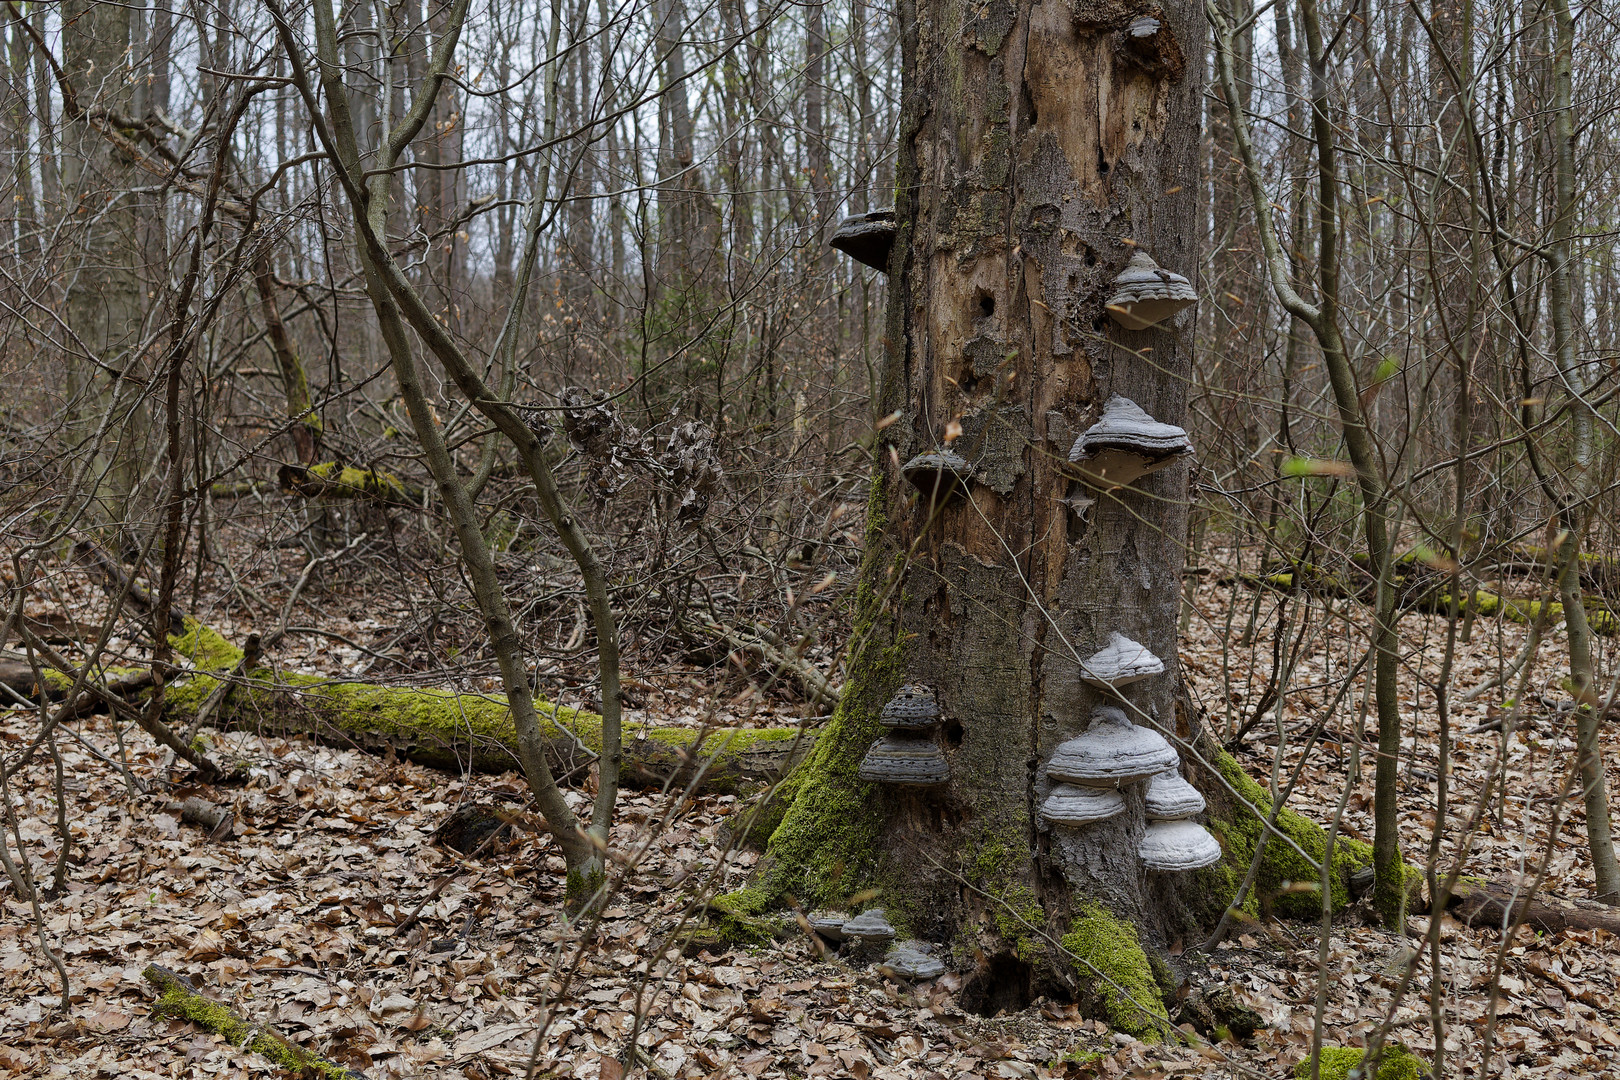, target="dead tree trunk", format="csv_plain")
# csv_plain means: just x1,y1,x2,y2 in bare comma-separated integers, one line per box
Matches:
740,0,1252,1030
